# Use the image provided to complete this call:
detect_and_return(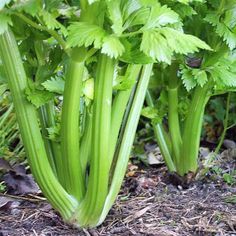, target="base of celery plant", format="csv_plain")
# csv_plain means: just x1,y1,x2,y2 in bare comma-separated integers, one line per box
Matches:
168,171,197,187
